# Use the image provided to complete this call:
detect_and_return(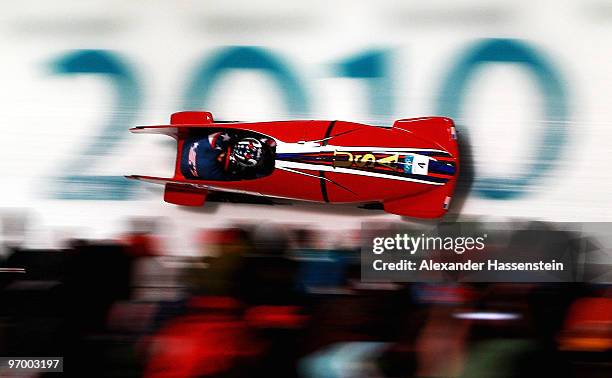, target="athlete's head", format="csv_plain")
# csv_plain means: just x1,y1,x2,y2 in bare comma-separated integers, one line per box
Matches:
229,137,264,168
